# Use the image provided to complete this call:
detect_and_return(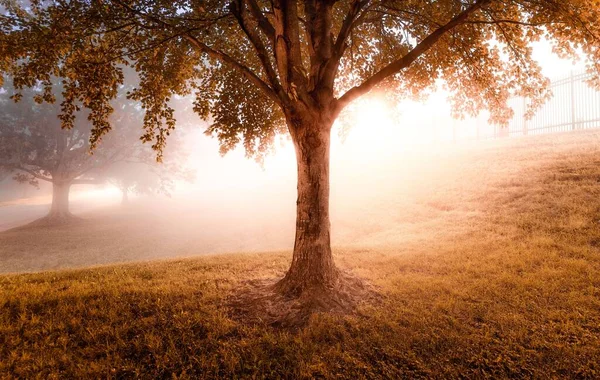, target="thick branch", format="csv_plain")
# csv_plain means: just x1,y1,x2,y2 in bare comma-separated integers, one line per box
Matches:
336,0,491,112
332,0,369,62
12,166,53,183
321,0,370,90
230,1,285,100
273,0,304,90
183,33,284,106
305,0,334,92
246,0,276,40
